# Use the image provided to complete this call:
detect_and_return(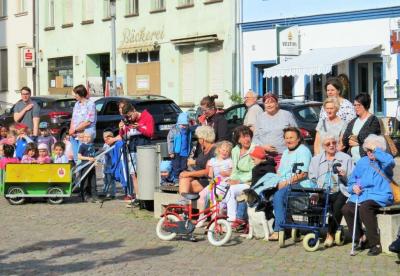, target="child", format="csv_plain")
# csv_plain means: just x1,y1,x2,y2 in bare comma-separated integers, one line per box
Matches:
101,131,116,199
160,160,173,185
38,122,57,154
37,143,52,164
53,142,69,163
167,112,192,185
78,132,97,202
63,134,74,163
197,141,233,228
0,144,20,169
0,144,3,159
0,126,8,139
21,143,38,163
15,123,33,160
